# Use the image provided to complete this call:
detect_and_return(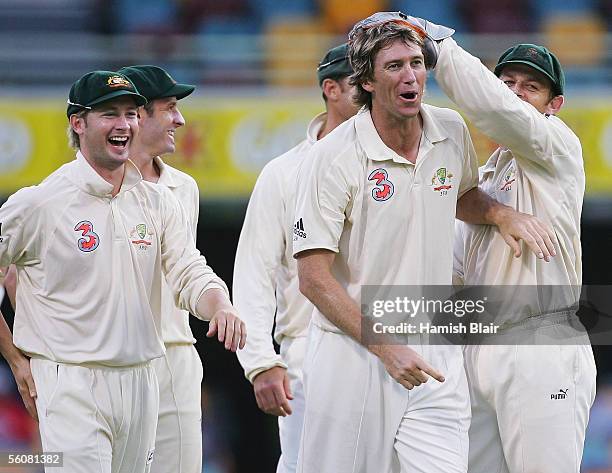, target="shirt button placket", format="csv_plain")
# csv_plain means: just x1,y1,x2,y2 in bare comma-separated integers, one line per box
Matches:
110,197,124,242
